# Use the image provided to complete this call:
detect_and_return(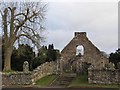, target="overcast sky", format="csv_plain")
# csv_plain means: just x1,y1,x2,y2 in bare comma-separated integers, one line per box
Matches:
1,1,118,54
42,1,118,54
